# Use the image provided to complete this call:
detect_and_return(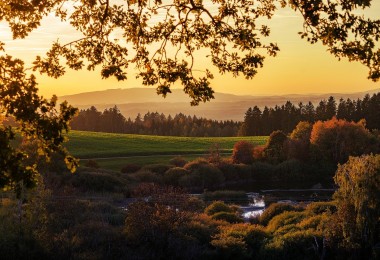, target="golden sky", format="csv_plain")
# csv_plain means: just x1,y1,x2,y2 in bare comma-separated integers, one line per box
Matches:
1,2,379,98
